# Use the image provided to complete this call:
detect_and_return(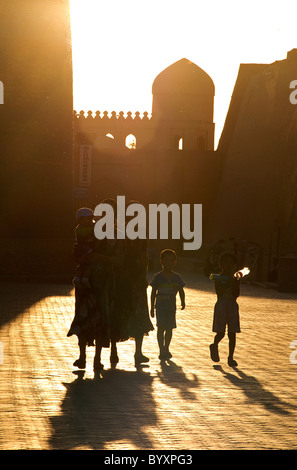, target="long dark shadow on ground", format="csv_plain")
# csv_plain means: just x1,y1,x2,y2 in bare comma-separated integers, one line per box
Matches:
49,368,157,450
214,365,297,415
157,359,199,400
